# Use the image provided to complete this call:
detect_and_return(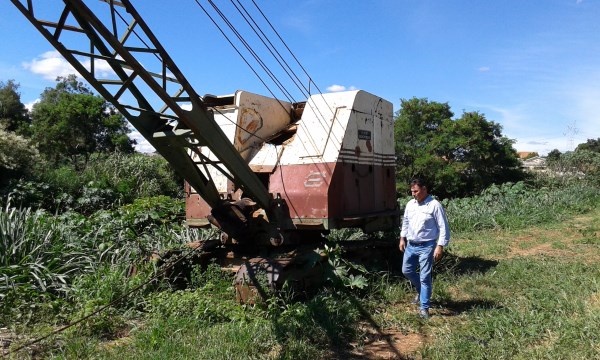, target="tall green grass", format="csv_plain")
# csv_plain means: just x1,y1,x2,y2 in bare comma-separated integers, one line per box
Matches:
3,179,600,359
0,206,94,300
444,181,600,233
